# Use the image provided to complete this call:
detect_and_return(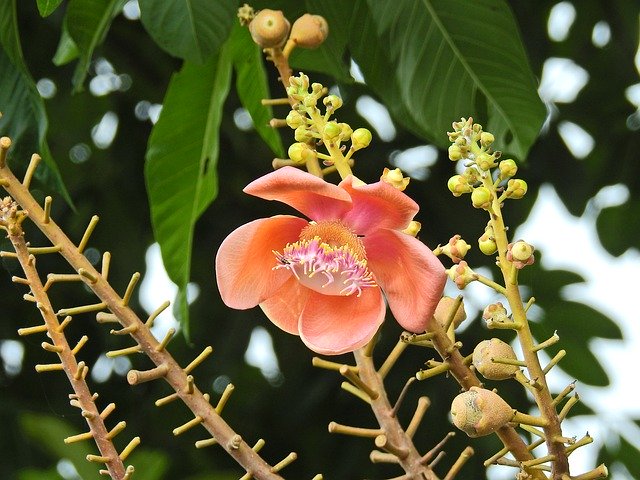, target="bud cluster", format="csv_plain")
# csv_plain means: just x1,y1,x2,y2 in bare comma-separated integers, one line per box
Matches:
284,73,372,168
